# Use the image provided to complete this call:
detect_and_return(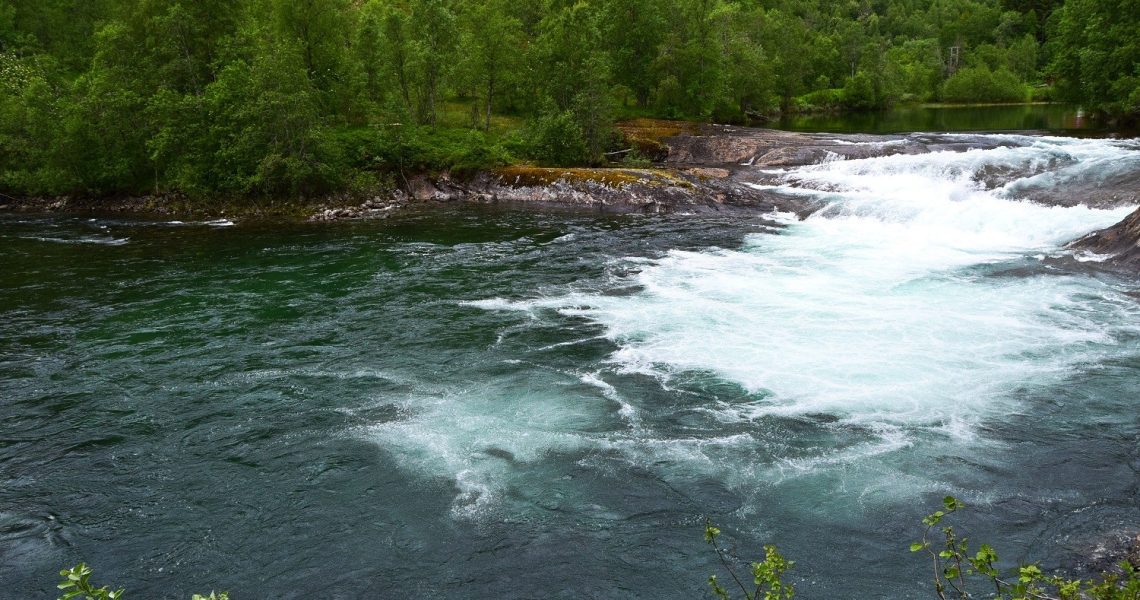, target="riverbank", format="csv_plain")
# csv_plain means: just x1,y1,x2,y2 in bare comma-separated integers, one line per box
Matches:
6,120,1140,269
0,122,844,221
5,117,1134,221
